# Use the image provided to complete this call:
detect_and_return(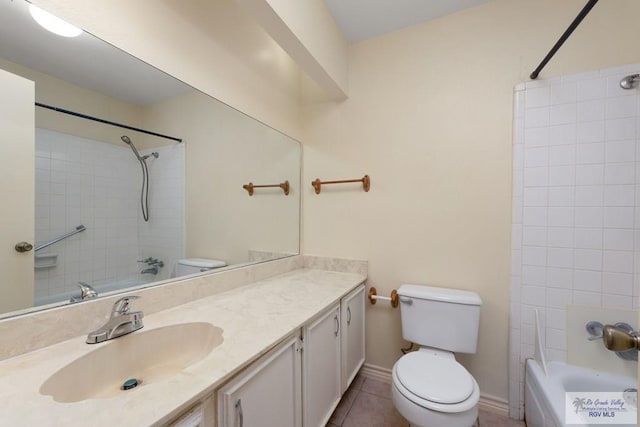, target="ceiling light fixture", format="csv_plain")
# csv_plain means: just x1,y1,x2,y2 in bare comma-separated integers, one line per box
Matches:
29,4,82,38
